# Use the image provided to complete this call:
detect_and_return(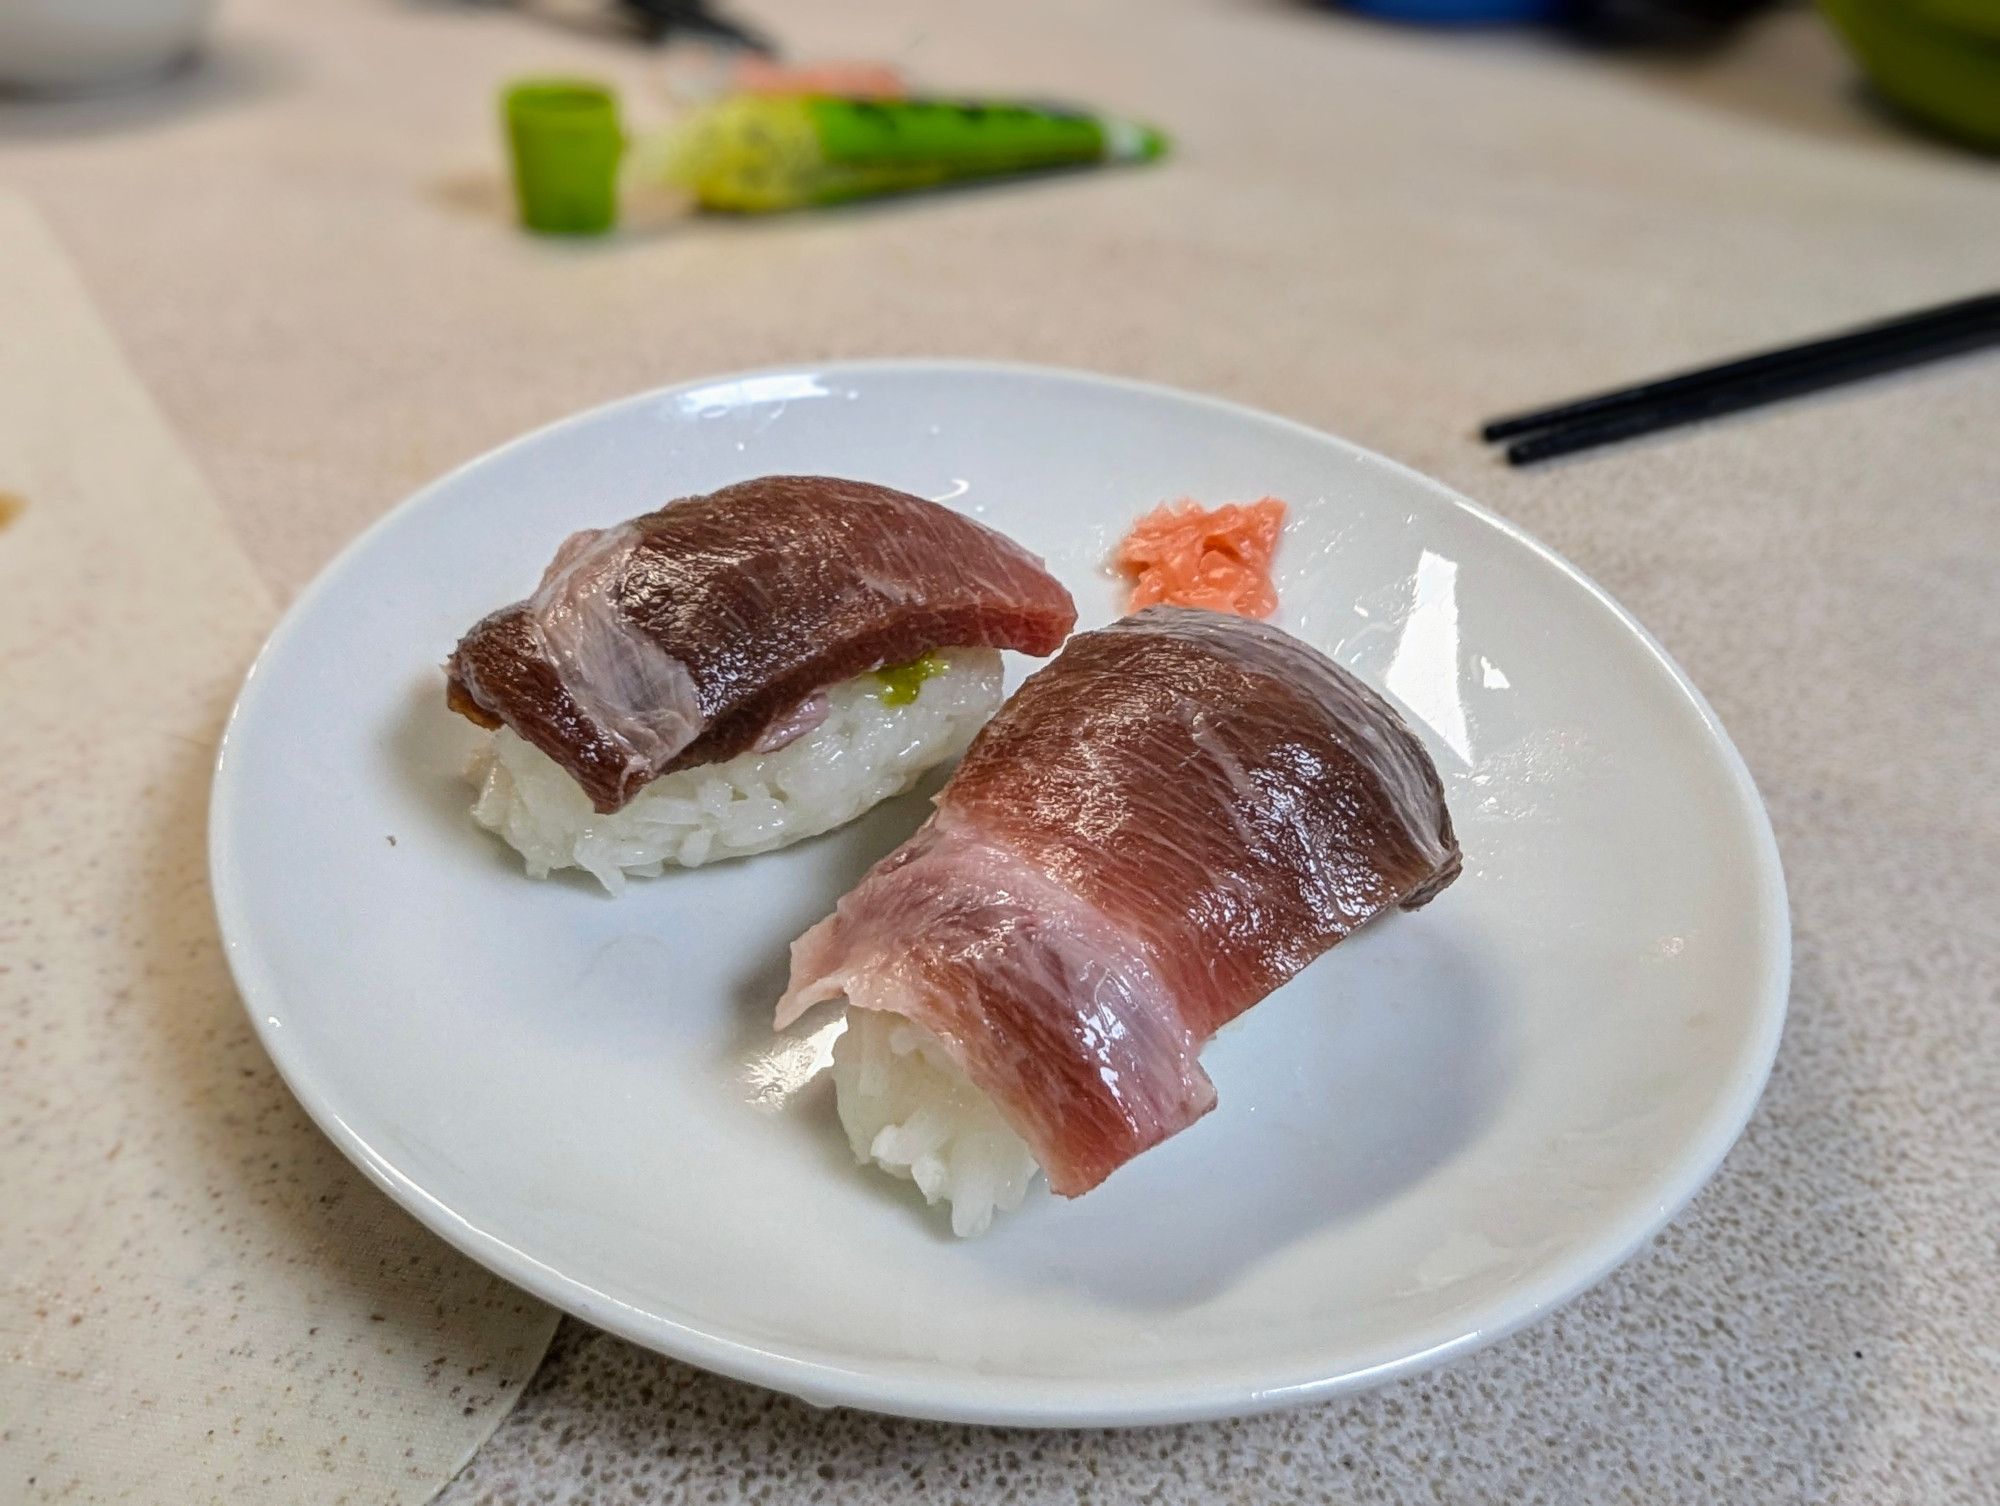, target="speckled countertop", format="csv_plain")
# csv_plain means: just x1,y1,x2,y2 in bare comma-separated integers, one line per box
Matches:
3,0,1996,1499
